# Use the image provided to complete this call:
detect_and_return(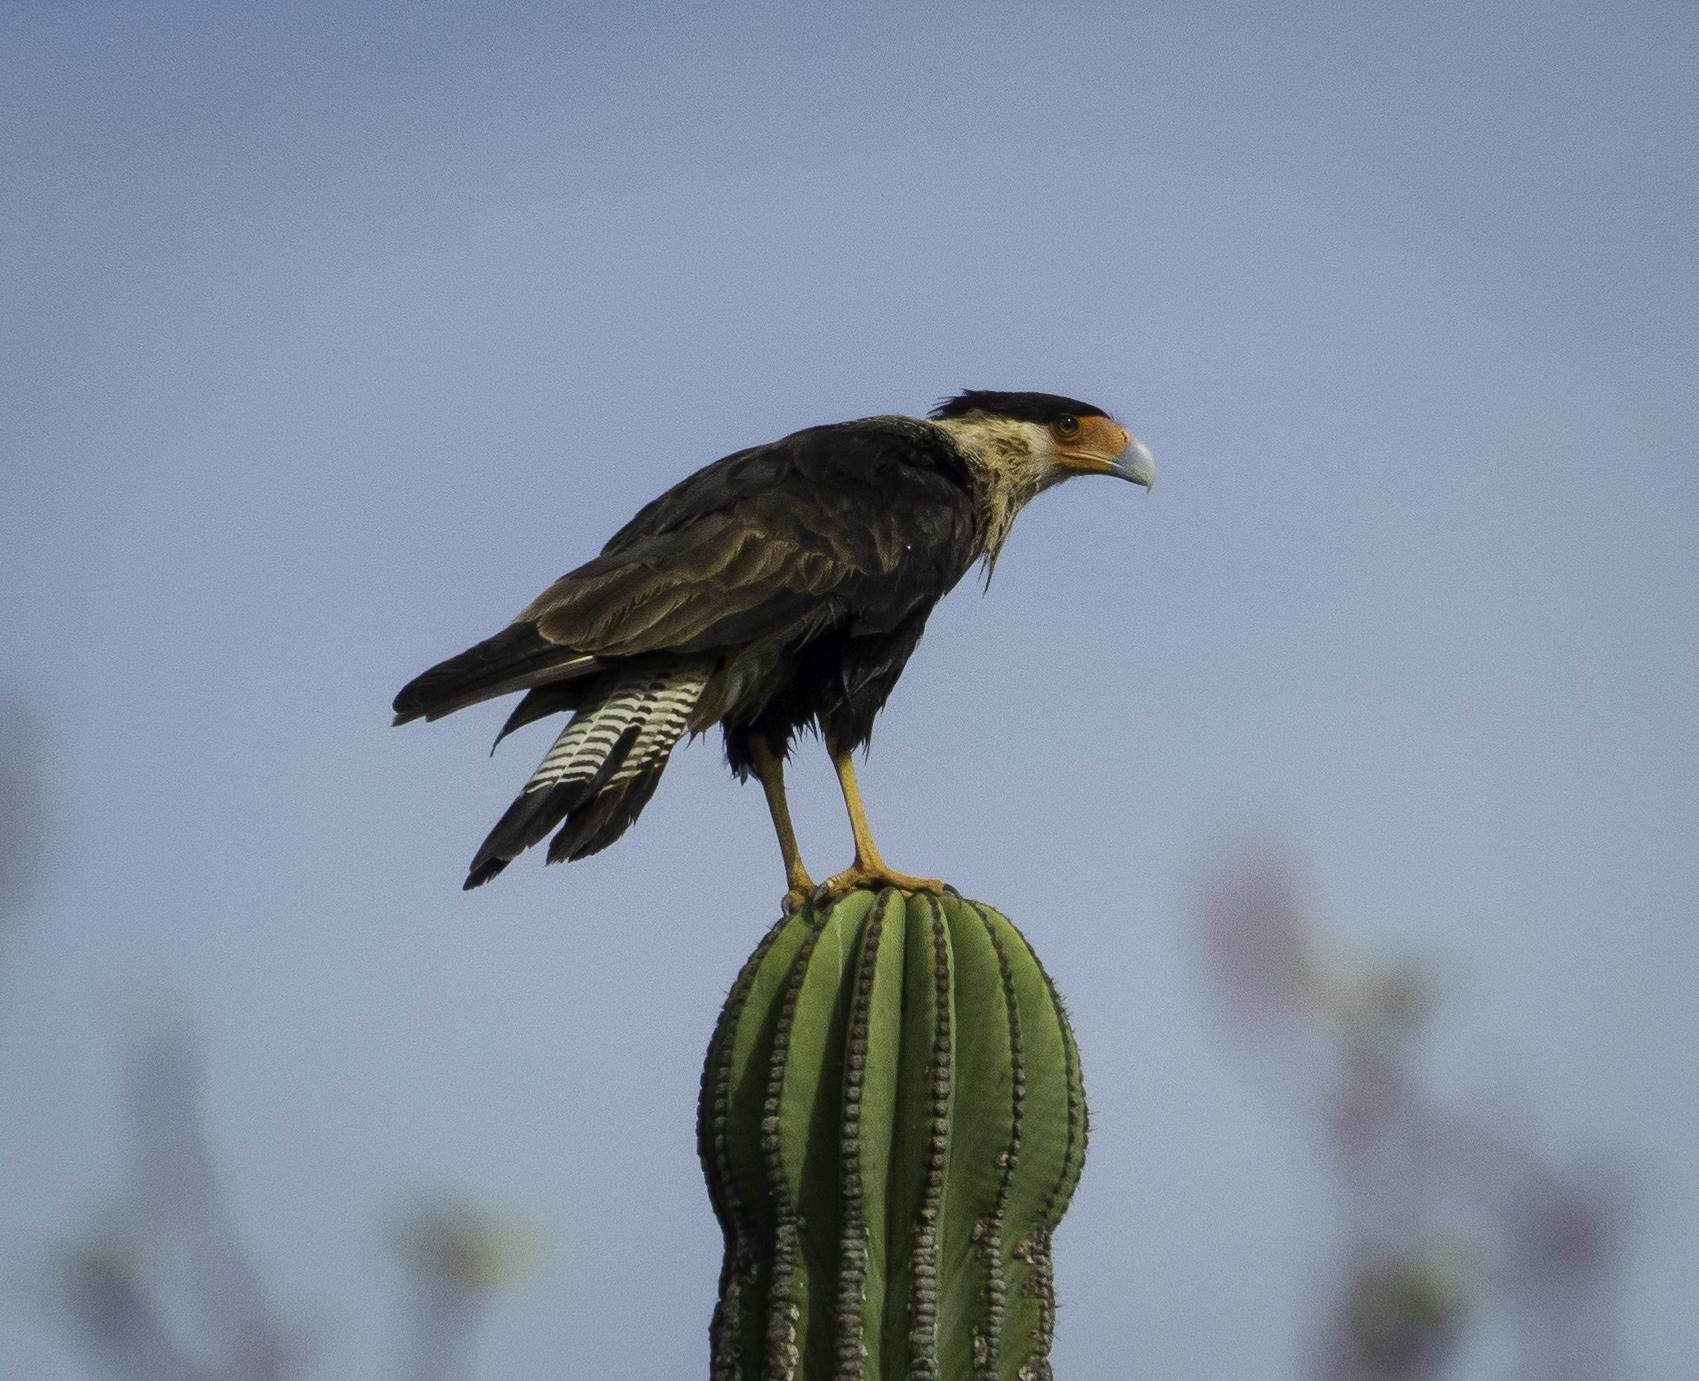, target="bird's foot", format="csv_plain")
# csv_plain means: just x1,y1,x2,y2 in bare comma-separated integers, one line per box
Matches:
778,866,817,915
817,863,950,901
